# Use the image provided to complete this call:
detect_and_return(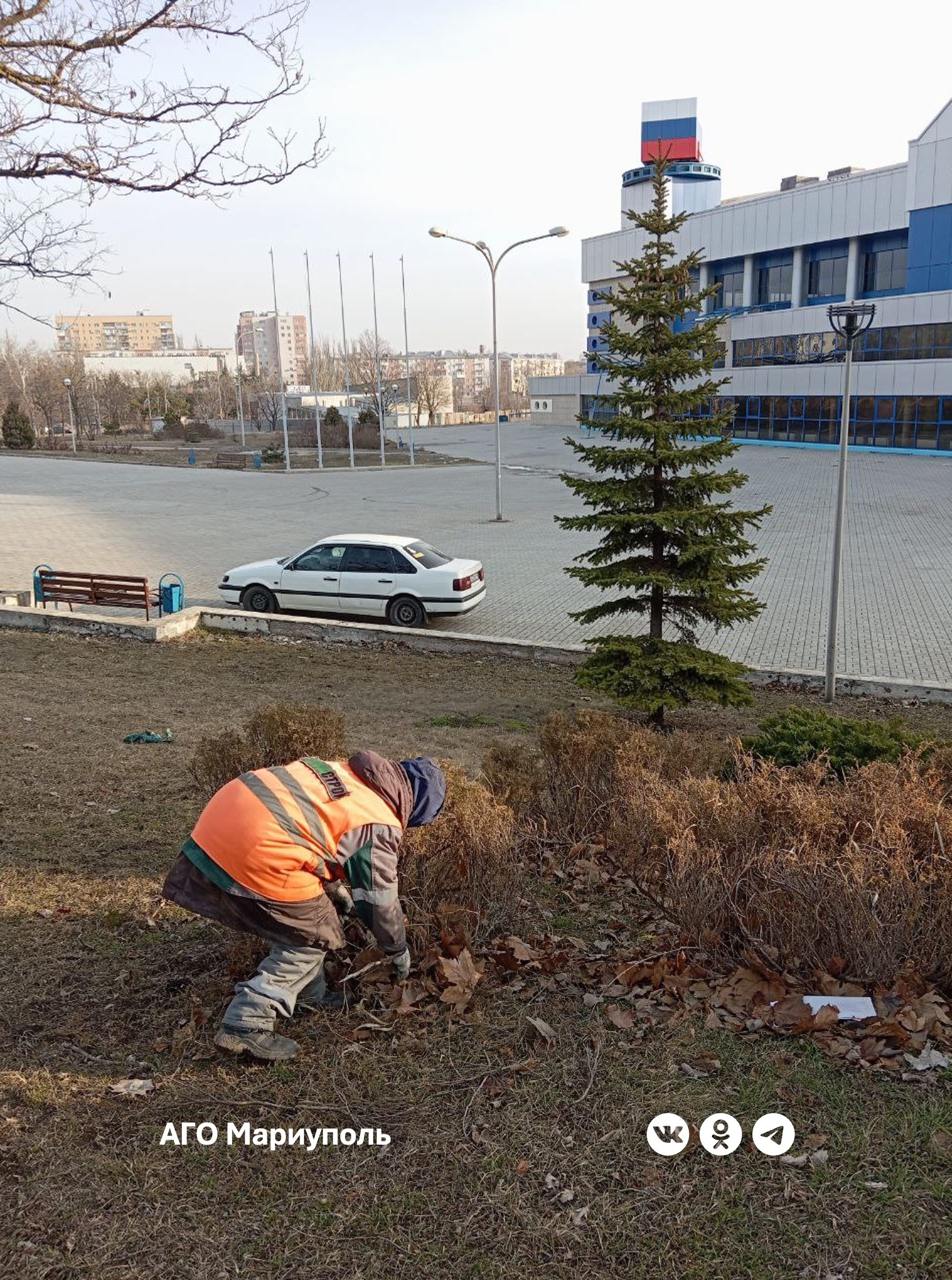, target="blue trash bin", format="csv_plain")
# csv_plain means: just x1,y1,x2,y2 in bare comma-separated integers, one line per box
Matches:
158,572,185,615
32,563,53,606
